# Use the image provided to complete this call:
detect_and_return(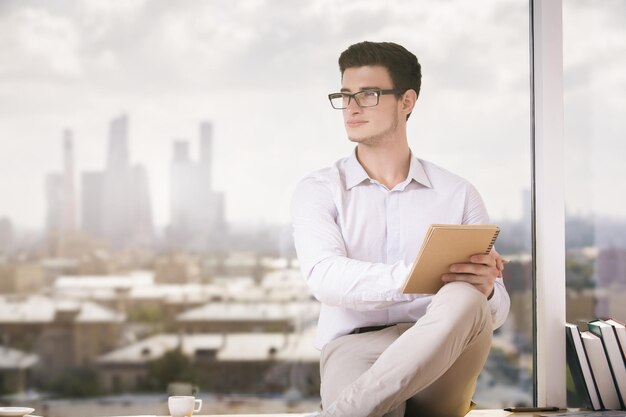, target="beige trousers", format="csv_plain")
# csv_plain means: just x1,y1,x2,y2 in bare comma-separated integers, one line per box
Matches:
319,281,493,417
